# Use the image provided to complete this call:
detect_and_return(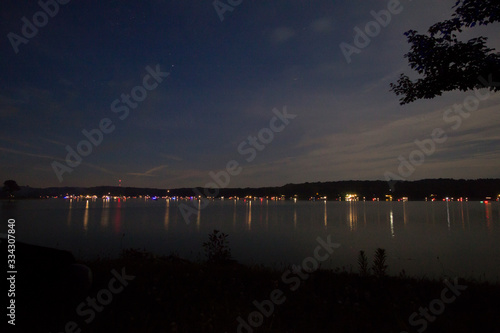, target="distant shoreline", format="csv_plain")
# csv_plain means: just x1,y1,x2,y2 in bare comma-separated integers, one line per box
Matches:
3,178,500,202
1,197,498,203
